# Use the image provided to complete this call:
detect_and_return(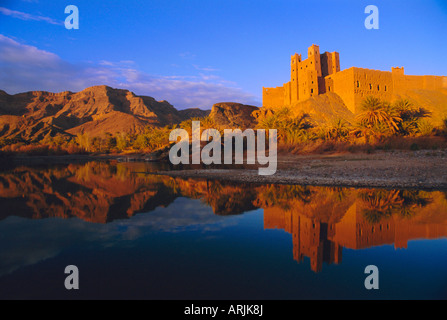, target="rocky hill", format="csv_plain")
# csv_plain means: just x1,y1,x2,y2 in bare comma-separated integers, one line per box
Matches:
0,86,210,142
289,92,355,125
209,102,259,129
